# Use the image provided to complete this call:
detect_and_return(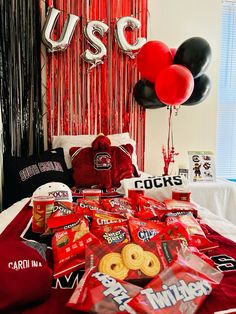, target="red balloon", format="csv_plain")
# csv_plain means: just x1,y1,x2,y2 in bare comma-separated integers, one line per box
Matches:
137,41,173,83
155,65,194,106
